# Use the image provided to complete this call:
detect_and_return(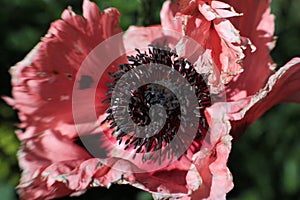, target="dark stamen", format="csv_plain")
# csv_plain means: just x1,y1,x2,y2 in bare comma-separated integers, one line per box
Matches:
101,46,211,162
